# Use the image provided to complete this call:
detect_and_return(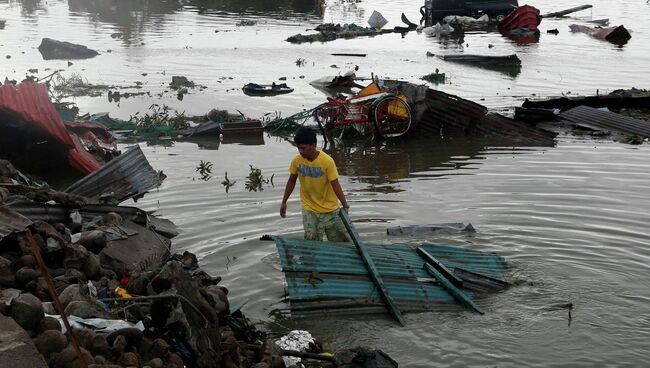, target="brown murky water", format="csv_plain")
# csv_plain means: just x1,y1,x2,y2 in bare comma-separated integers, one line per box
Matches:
2,0,650,366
